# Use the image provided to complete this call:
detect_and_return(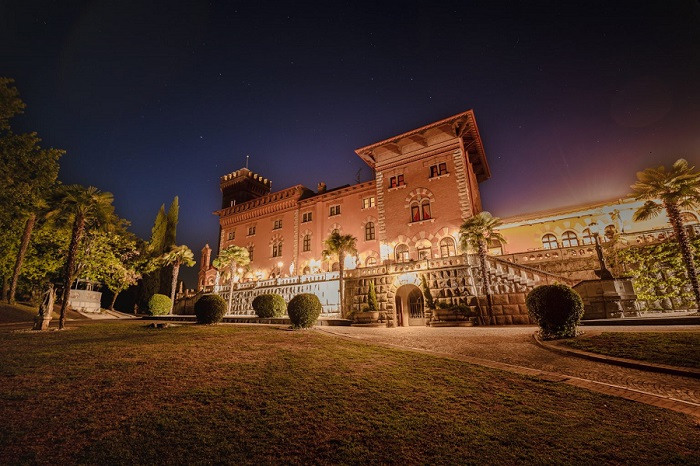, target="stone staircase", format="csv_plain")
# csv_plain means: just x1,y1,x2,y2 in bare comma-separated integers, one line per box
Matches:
482,255,575,294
